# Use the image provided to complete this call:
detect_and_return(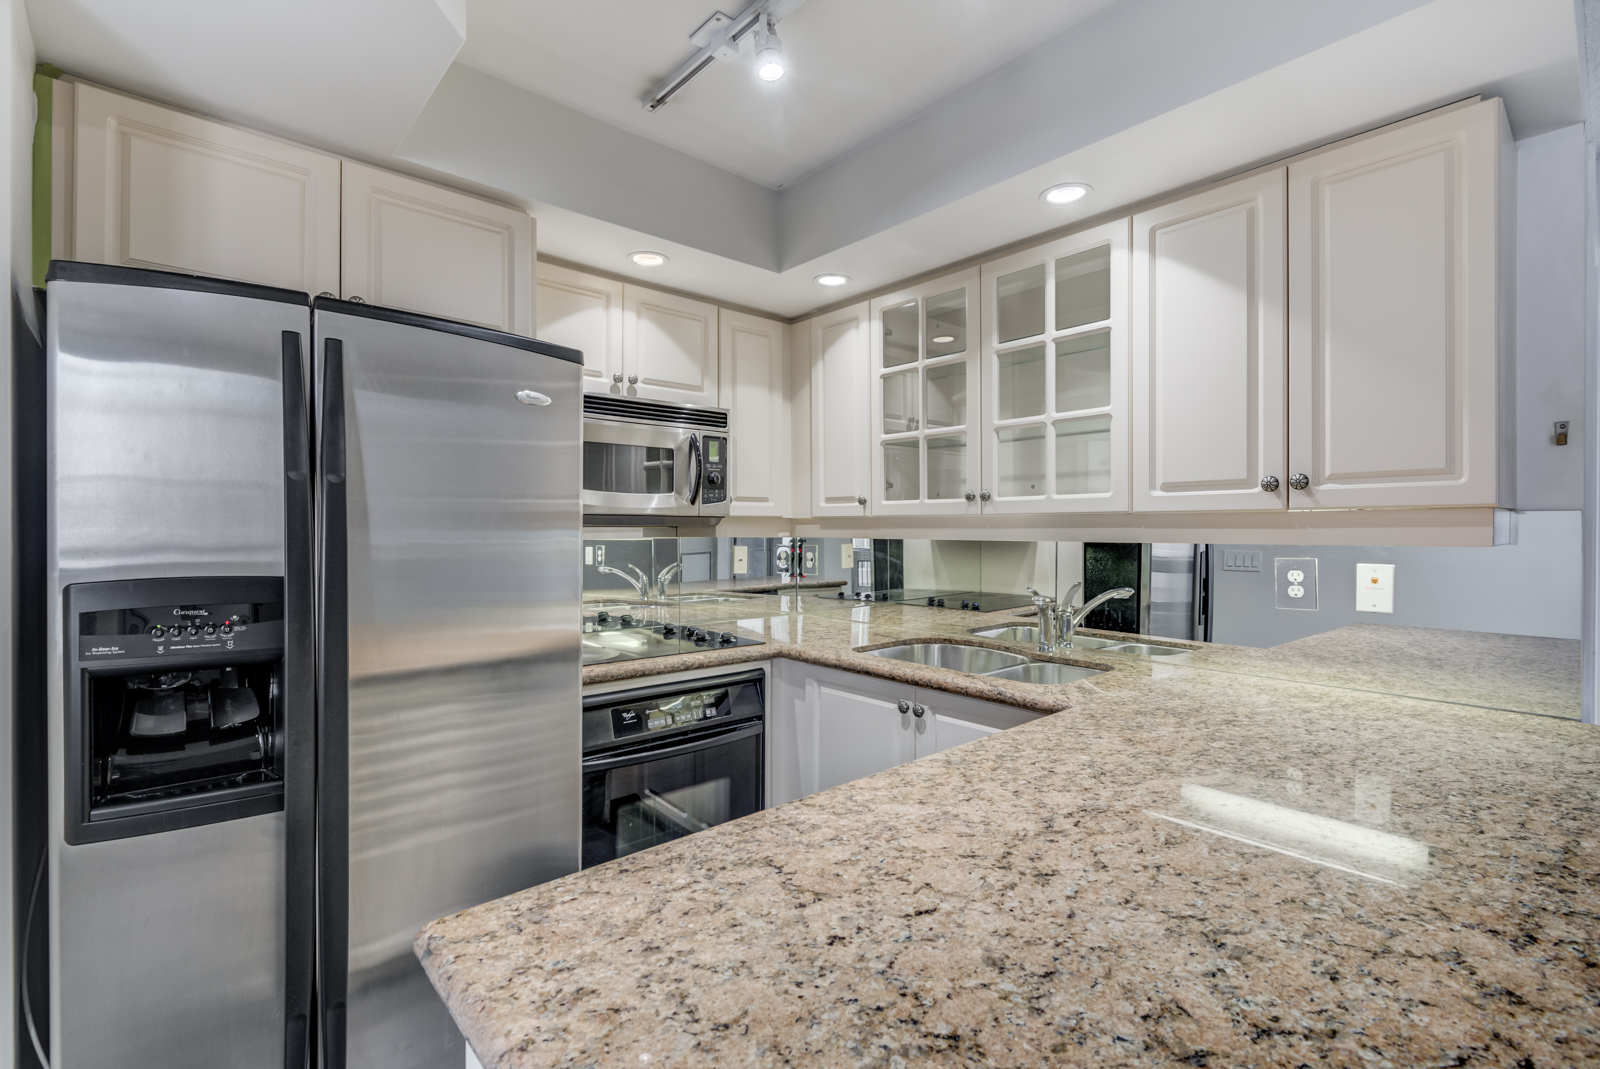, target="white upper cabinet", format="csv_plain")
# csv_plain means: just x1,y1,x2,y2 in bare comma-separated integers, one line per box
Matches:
809,302,873,516
870,268,982,516
72,83,340,295
979,219,1131,513
622,285,719,406
719,310,789,517
1133,169,1288,512
536,262,623,388
341,162,534,335
1288,99,1511,509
